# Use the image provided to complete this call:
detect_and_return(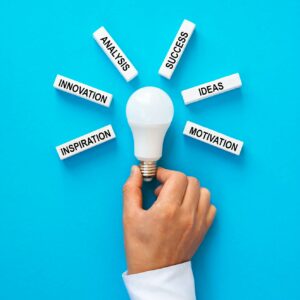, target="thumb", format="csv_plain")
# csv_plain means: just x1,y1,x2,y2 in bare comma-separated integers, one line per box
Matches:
123,166,143,213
